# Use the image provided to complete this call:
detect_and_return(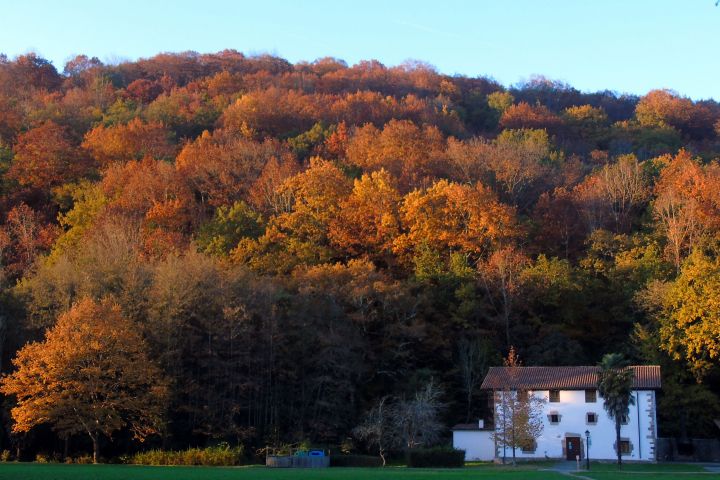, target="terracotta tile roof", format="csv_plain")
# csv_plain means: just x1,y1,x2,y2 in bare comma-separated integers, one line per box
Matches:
480,365,661,390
